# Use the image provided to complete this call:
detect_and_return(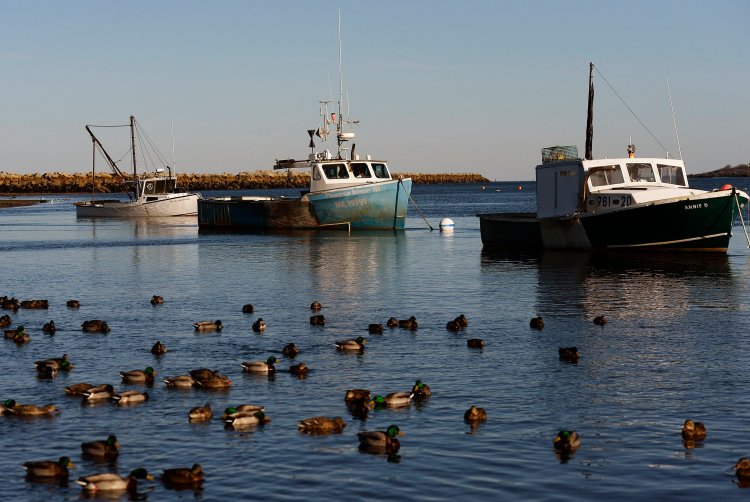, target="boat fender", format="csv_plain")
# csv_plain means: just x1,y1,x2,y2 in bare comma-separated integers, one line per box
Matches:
439,218,455,232
720,184,733,191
